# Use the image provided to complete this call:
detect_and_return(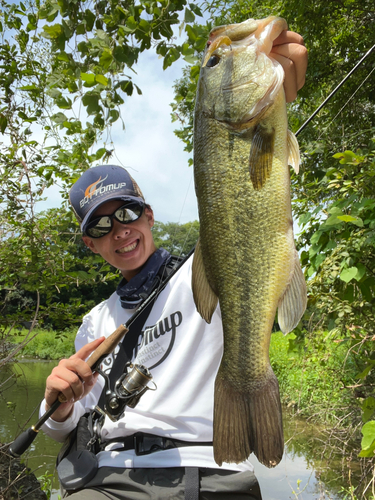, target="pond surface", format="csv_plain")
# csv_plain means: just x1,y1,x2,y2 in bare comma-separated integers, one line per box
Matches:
0,360,357,499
